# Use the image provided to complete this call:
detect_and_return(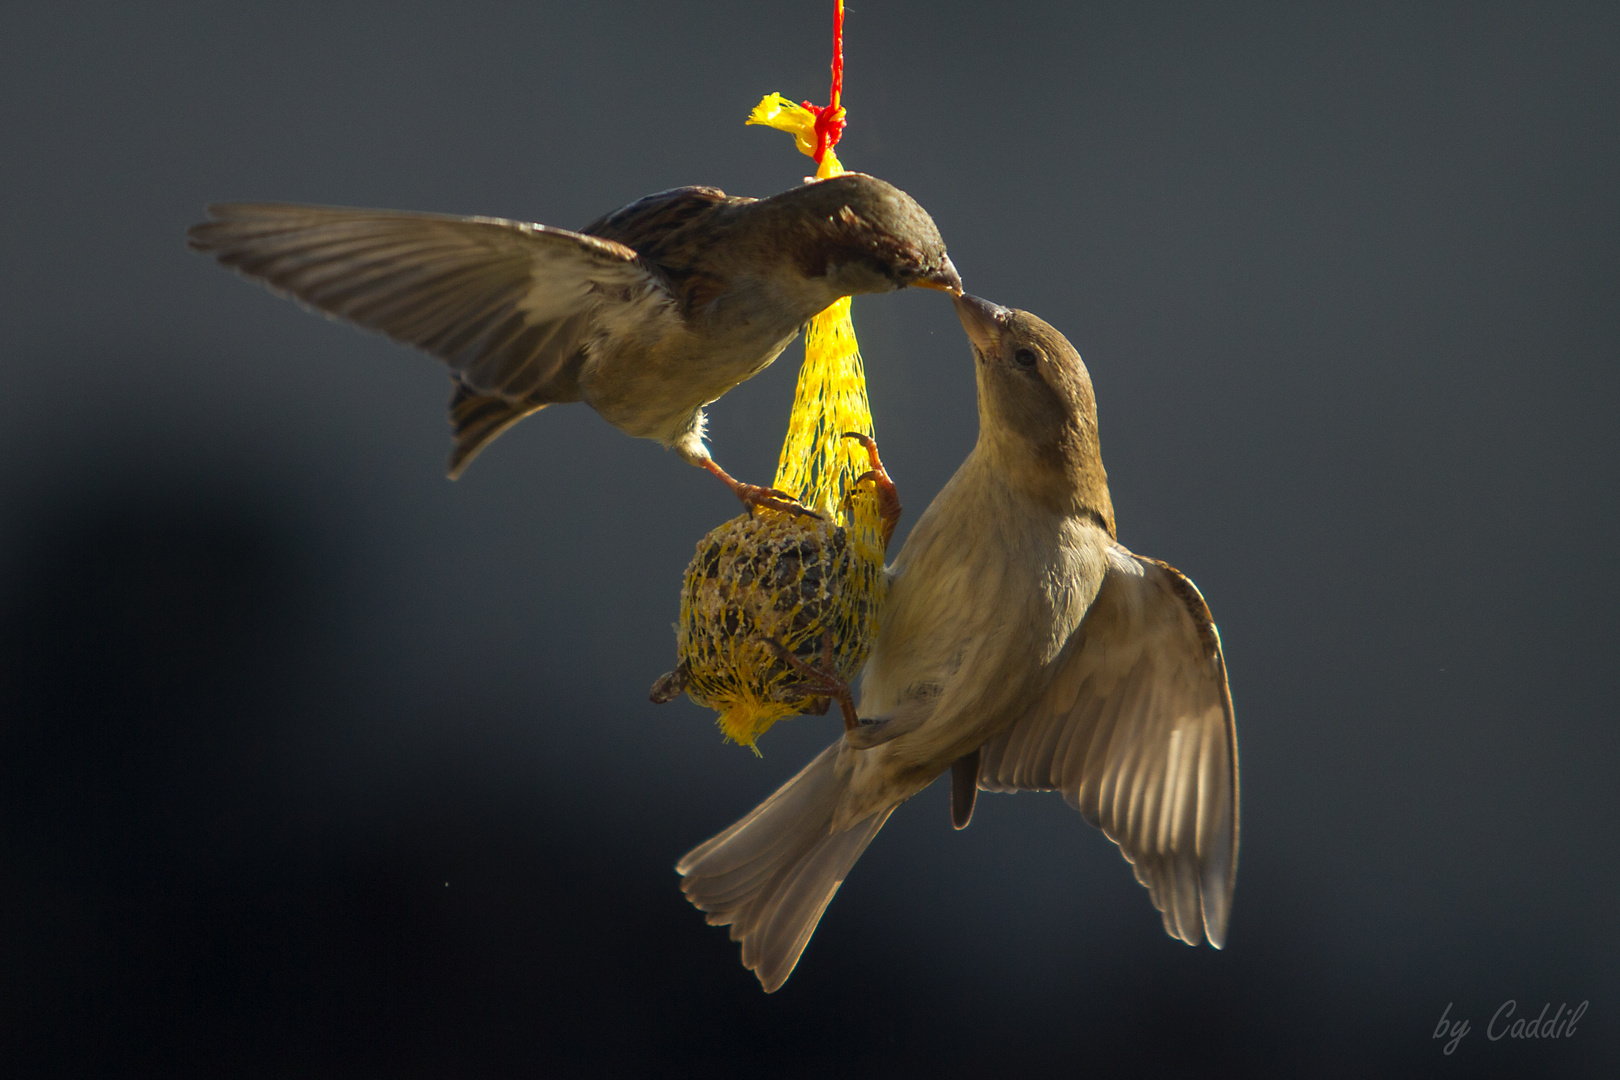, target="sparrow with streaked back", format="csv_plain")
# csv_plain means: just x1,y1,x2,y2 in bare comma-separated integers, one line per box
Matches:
188,173,960,498
678,294,1239,991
